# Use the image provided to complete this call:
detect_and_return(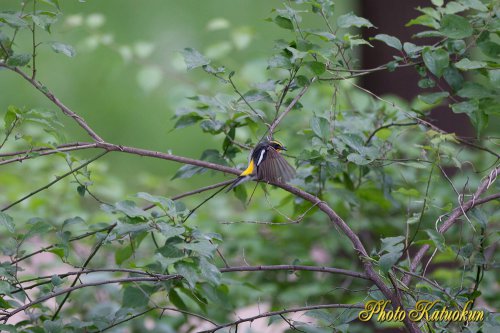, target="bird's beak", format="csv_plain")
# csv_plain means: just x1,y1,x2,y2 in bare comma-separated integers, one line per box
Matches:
282,147,287,151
